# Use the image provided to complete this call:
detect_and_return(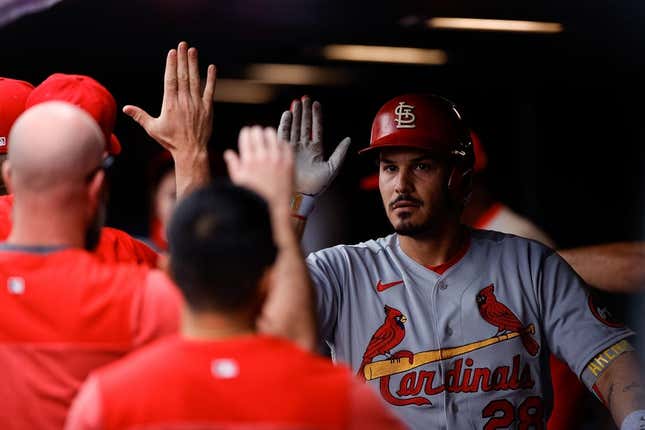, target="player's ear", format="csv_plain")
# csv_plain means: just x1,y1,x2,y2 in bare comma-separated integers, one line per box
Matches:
87,169,105,199
2,161,13,194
